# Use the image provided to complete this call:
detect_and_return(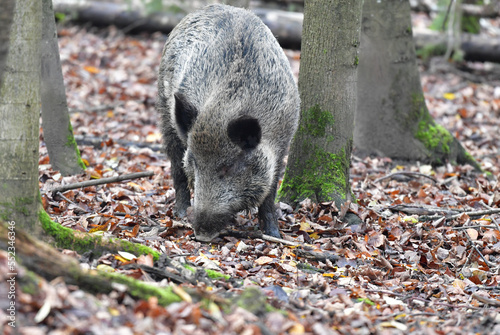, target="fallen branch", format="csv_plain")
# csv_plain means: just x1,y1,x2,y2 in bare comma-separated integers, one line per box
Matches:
53,0,302,49
43,171,154,194
52,1,500,62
